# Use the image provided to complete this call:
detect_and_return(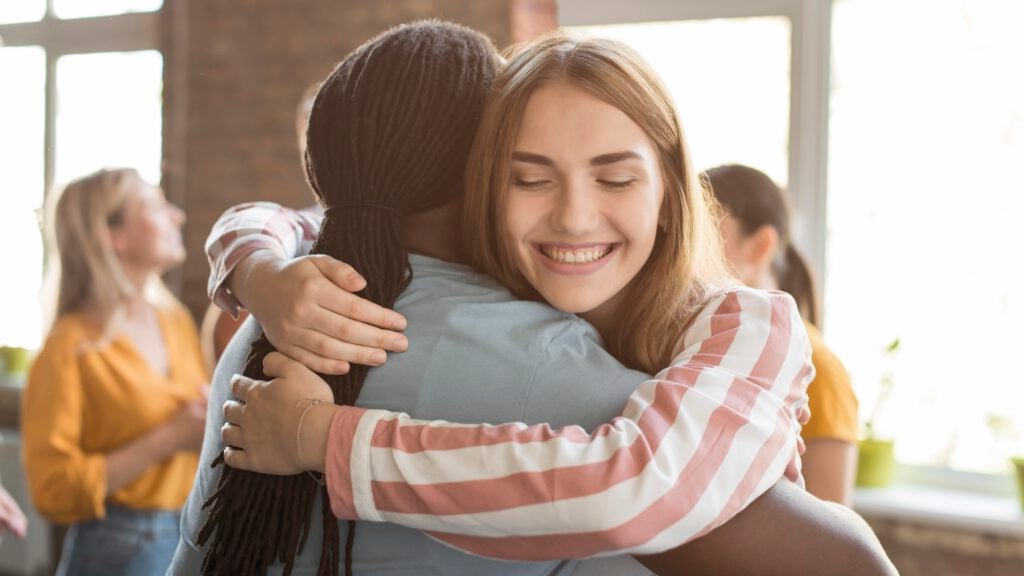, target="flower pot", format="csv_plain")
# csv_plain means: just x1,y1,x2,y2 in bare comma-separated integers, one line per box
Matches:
1012,457,1024,514
856,438,895,488
0,346,31,375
